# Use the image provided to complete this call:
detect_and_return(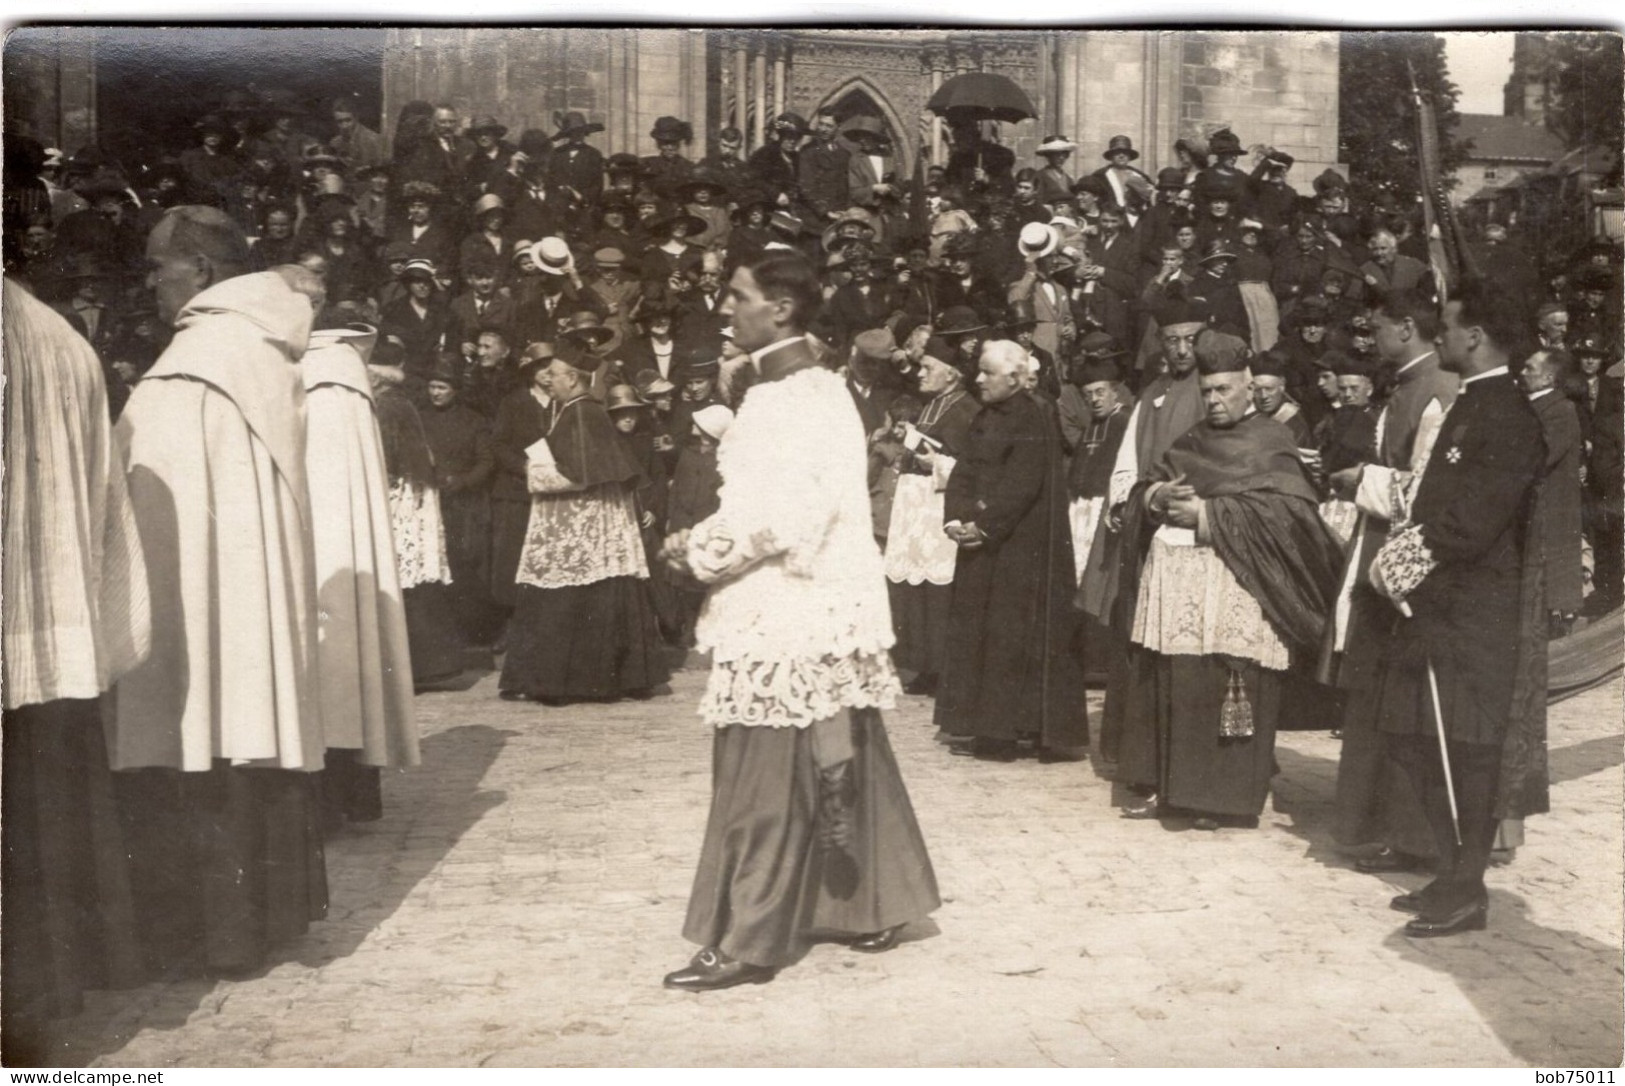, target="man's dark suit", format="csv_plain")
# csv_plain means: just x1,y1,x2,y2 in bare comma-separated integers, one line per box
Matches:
1375,370,1544,921
546,143,605,207
448,292,518,350
798,139,850,220
1529,389,1585,616
489,172,570,245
